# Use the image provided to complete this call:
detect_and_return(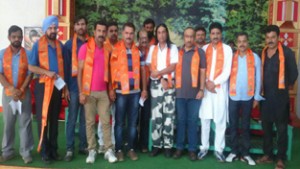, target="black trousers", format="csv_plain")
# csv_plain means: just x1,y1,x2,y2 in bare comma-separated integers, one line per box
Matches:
35,82,62,157
262,119,288,160
138,94,151,149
